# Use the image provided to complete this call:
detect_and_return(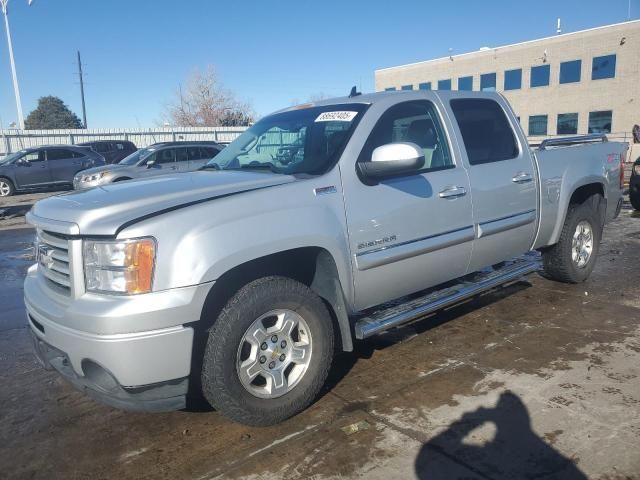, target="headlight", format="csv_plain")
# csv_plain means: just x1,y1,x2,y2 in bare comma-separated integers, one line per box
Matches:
81,171,109,183
634,164,640,176
83,237,156,294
